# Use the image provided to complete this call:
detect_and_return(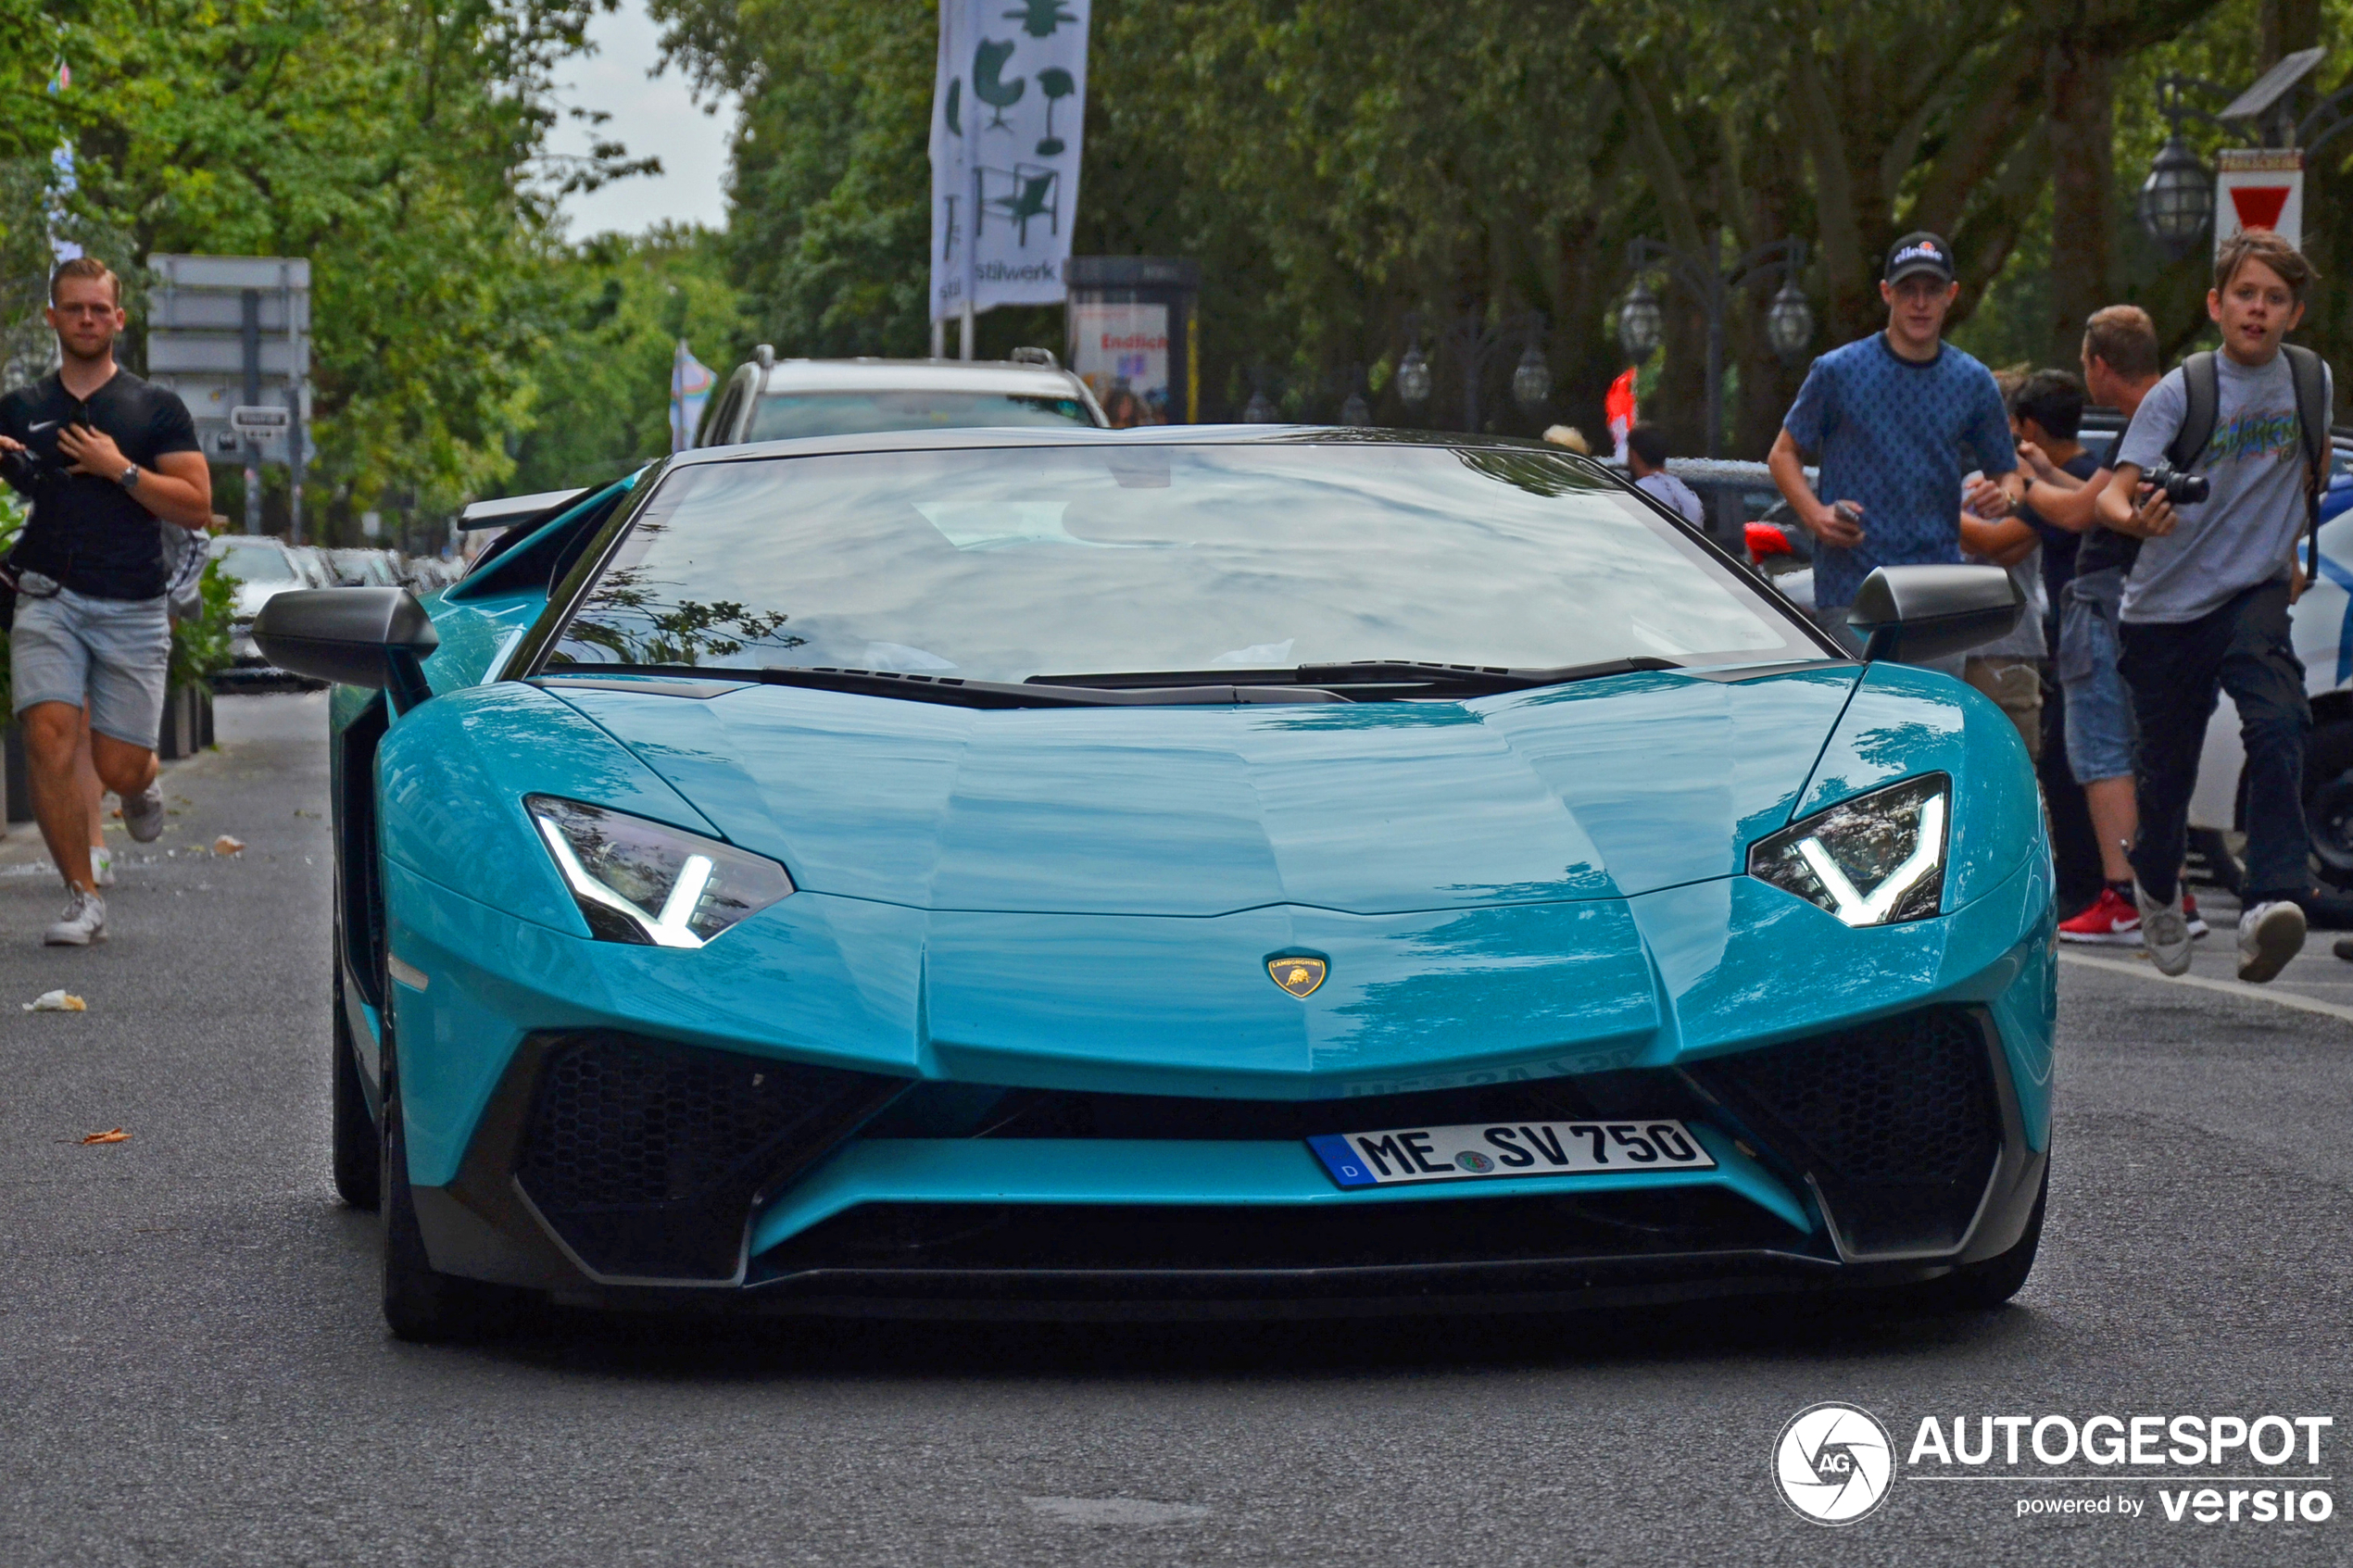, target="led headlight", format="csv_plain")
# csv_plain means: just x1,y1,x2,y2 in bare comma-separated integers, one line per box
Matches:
525,796,793,948
1746,774,1949,927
